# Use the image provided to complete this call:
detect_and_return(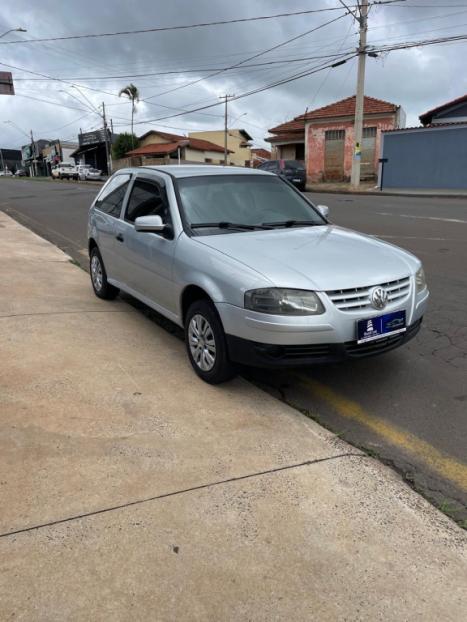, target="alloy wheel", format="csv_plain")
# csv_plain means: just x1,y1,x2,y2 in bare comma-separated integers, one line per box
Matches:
90,254,103,291
188,314,216,371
